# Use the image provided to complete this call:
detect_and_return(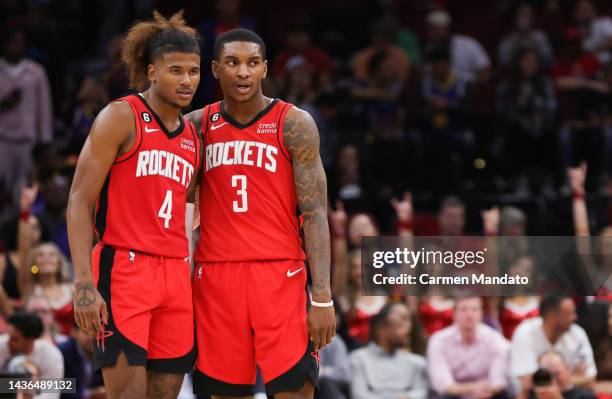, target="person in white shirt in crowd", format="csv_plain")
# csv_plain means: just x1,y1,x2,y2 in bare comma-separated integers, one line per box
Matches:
425,10,491,81
427,295,510,399
0,312,63,399
511,296,597,399
575,0,612,63
350,302,428,399
0,27,53,189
